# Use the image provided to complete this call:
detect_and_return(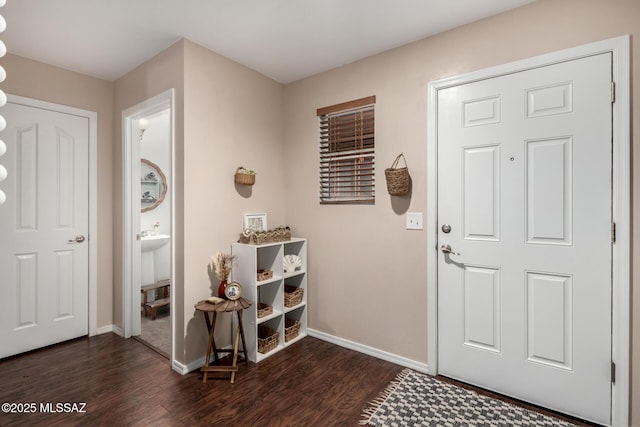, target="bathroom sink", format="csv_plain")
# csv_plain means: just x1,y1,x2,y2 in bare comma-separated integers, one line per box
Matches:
141,234,170,252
